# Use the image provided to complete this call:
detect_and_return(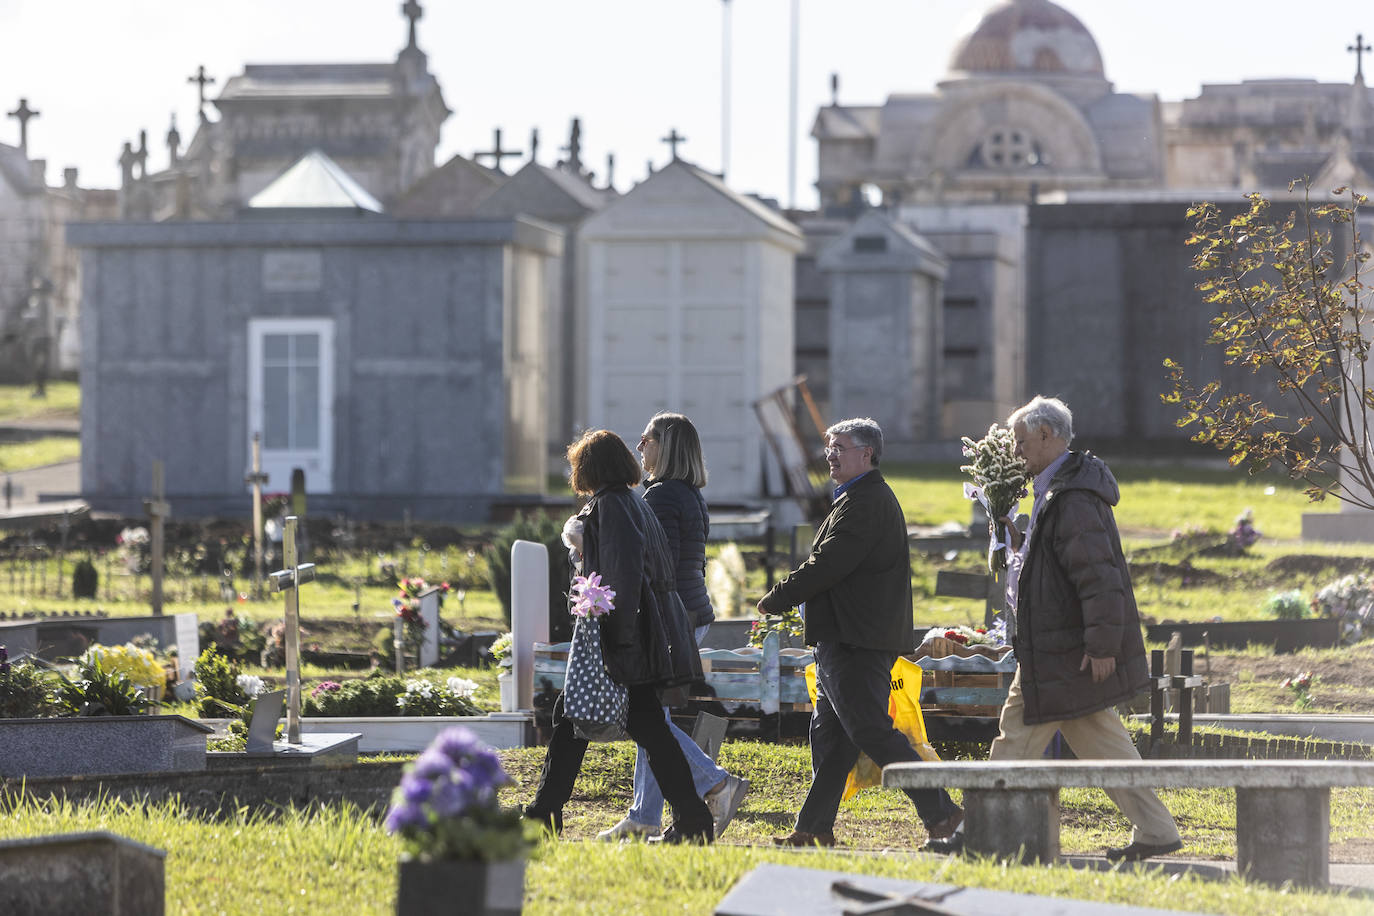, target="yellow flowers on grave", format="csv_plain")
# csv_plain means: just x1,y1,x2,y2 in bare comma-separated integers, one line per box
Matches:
82,643,165,690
